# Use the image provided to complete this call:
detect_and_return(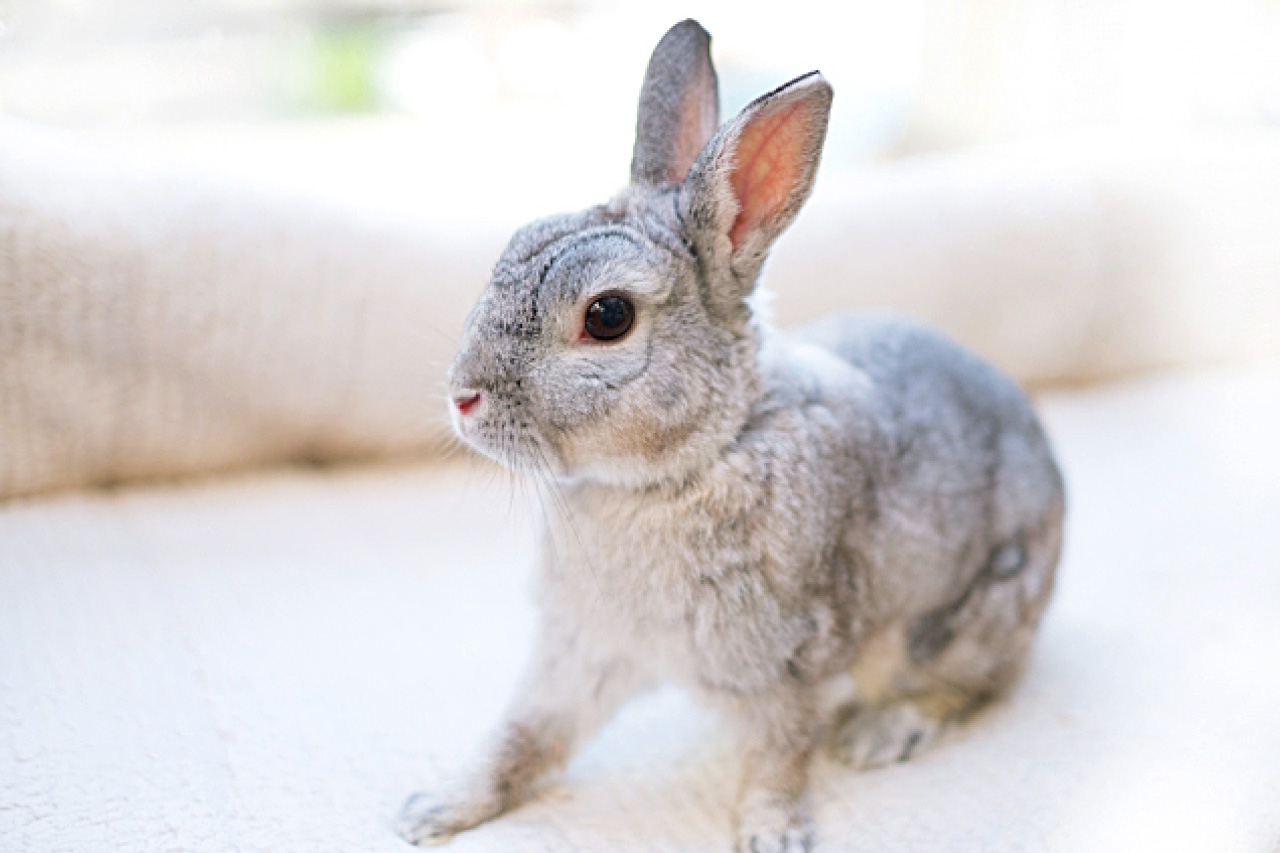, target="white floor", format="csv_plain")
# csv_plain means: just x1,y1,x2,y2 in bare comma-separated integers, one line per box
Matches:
4,361,1280,853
